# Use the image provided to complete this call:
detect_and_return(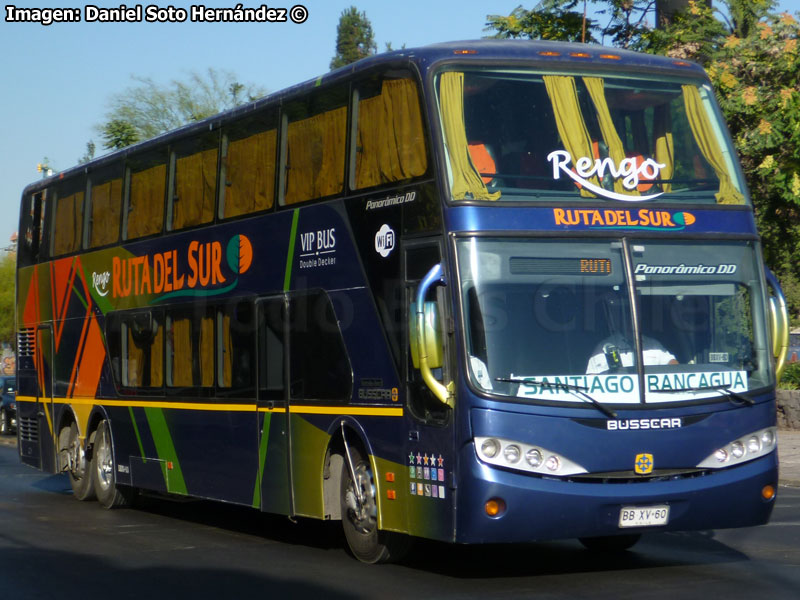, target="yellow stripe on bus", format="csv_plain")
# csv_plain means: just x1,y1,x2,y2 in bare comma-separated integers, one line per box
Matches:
15,396,403,417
